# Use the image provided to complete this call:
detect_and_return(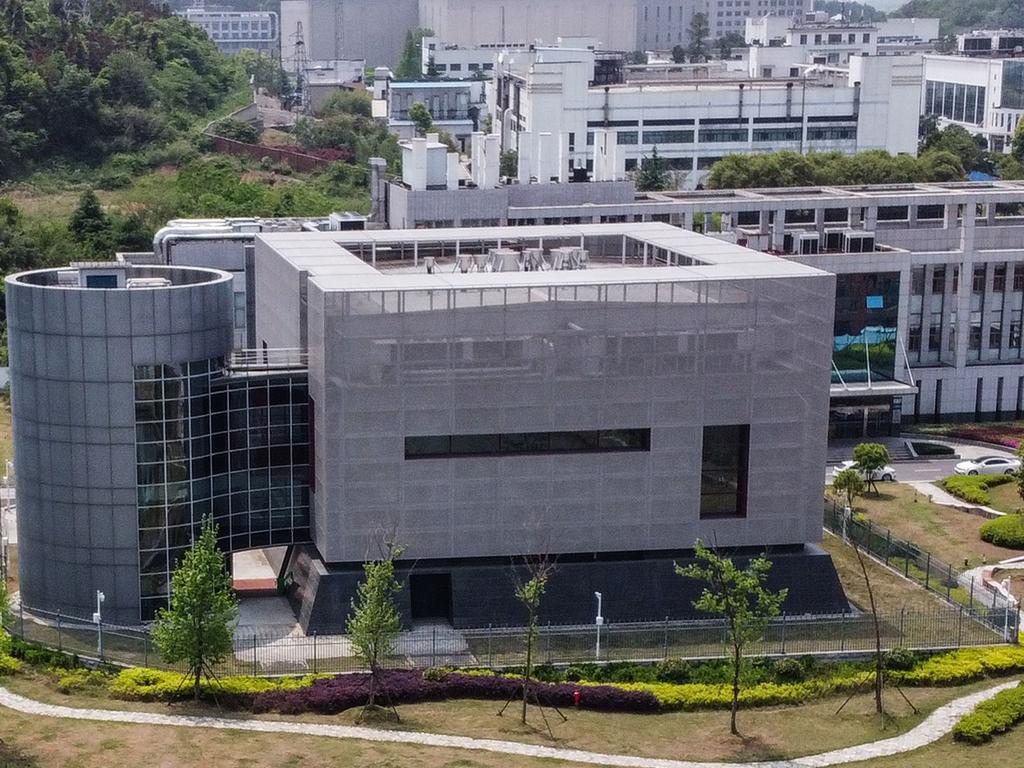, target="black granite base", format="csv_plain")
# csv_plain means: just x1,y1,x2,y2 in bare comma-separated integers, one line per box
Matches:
287,544,850,633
